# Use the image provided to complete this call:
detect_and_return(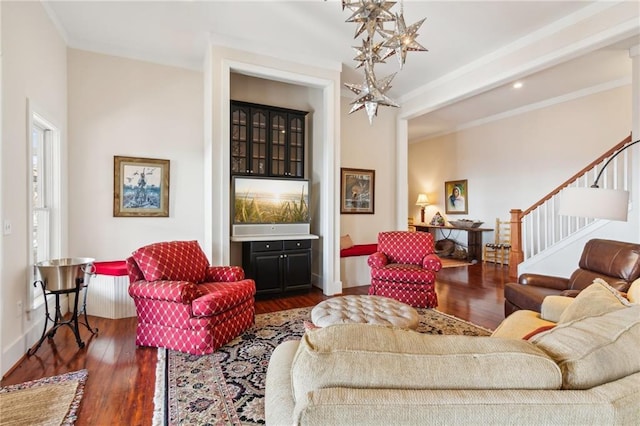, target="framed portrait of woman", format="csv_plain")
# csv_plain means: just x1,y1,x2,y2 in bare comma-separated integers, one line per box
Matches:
445,179,468,214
